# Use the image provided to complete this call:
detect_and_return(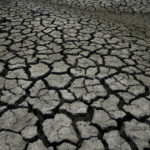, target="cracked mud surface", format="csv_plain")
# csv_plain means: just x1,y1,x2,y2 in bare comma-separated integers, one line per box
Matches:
49,0,150,14
0,0,150,150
